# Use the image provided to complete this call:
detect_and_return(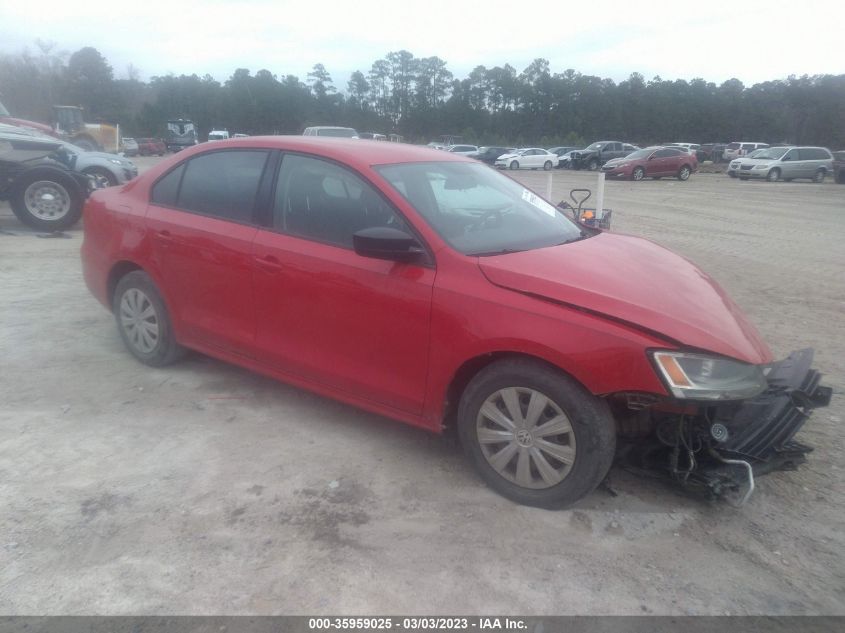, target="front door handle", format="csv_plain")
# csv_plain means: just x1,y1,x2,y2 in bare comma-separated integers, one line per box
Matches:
254,255,284,273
